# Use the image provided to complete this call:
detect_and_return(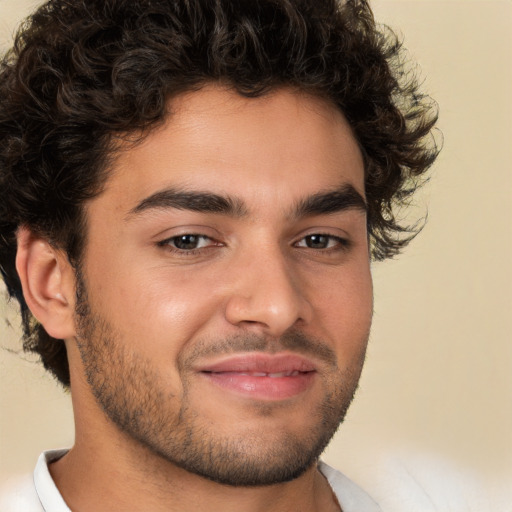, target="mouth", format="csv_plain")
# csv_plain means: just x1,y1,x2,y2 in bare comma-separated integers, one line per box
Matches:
196,353,317,401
